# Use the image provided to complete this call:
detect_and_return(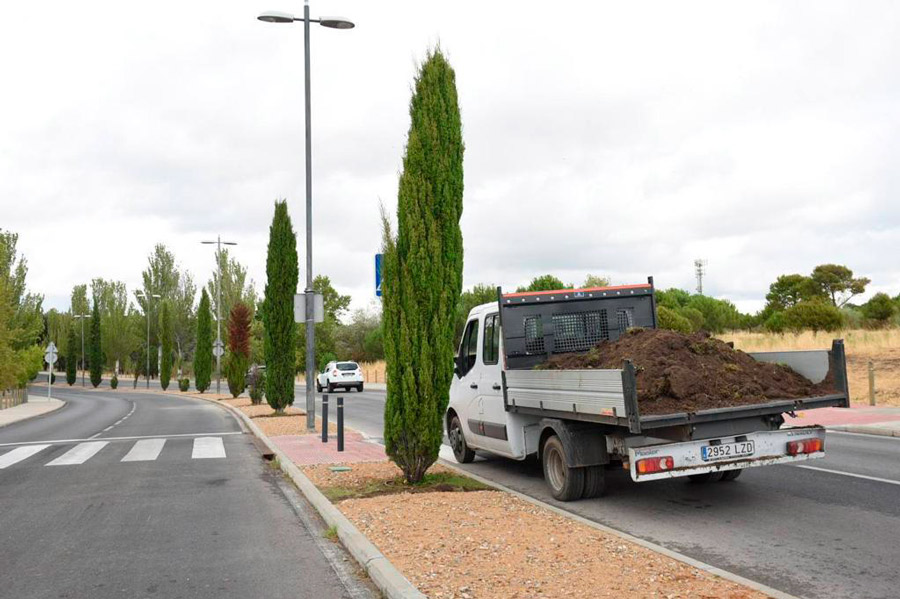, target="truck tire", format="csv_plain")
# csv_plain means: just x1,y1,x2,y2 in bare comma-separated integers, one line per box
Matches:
688,471,725,483
582,465,606,499
542,436,584,502
720,469,743,482
449,415,475,464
